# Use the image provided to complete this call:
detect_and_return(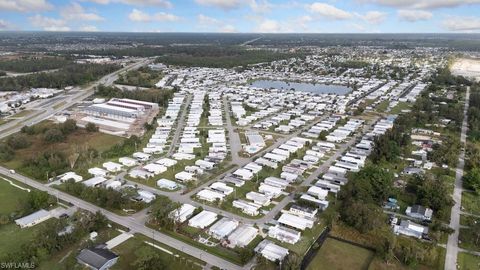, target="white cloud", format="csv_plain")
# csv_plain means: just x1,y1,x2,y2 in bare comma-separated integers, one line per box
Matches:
397,10,433,22
220,24,236,32
197,14,220,25
195,0,273,13
362,0,480,9
358,11,387,24
61,3,104,21
194,0,243,10
0,19,13,30
249,0,273,13
84,0,172,8
28,15,70,31
128,9,180,22
257,19,281,32
0,0,52,12
442,16,480,31
308,3,352,20
80,25,99,31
